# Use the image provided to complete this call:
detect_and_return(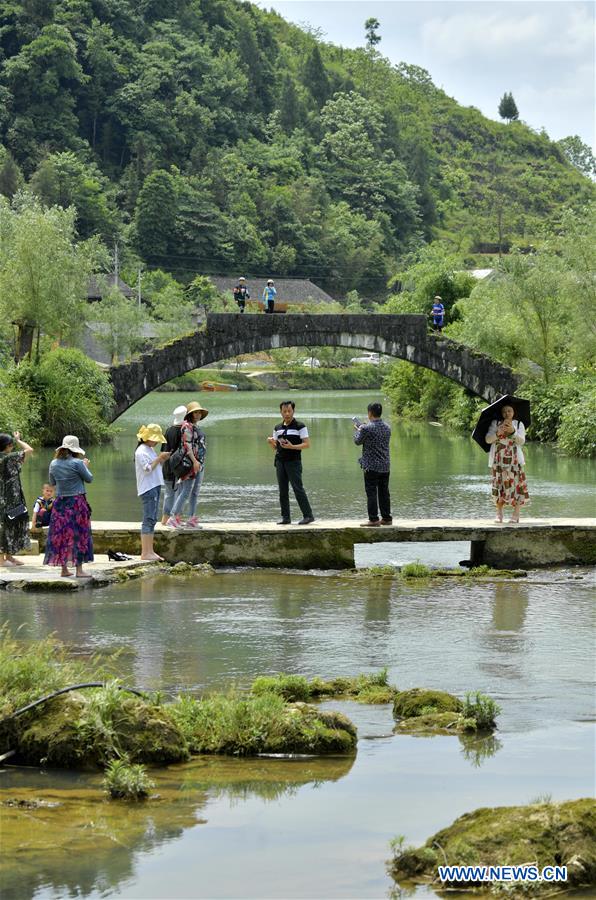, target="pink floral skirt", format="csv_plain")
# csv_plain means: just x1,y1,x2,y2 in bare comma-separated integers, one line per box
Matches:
44,494,94,566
